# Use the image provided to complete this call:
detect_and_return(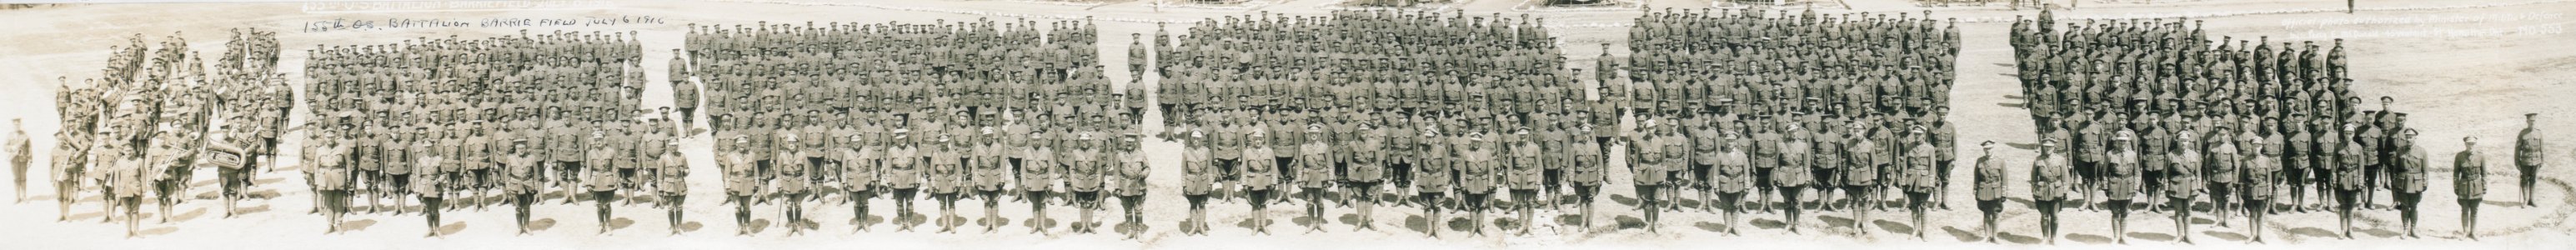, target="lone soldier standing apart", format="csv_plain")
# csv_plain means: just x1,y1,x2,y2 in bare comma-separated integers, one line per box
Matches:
1972,141,2007,242
9,118,28,202
2457,136,2489,240
2032,138,2073,244
2515,113,2542,208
